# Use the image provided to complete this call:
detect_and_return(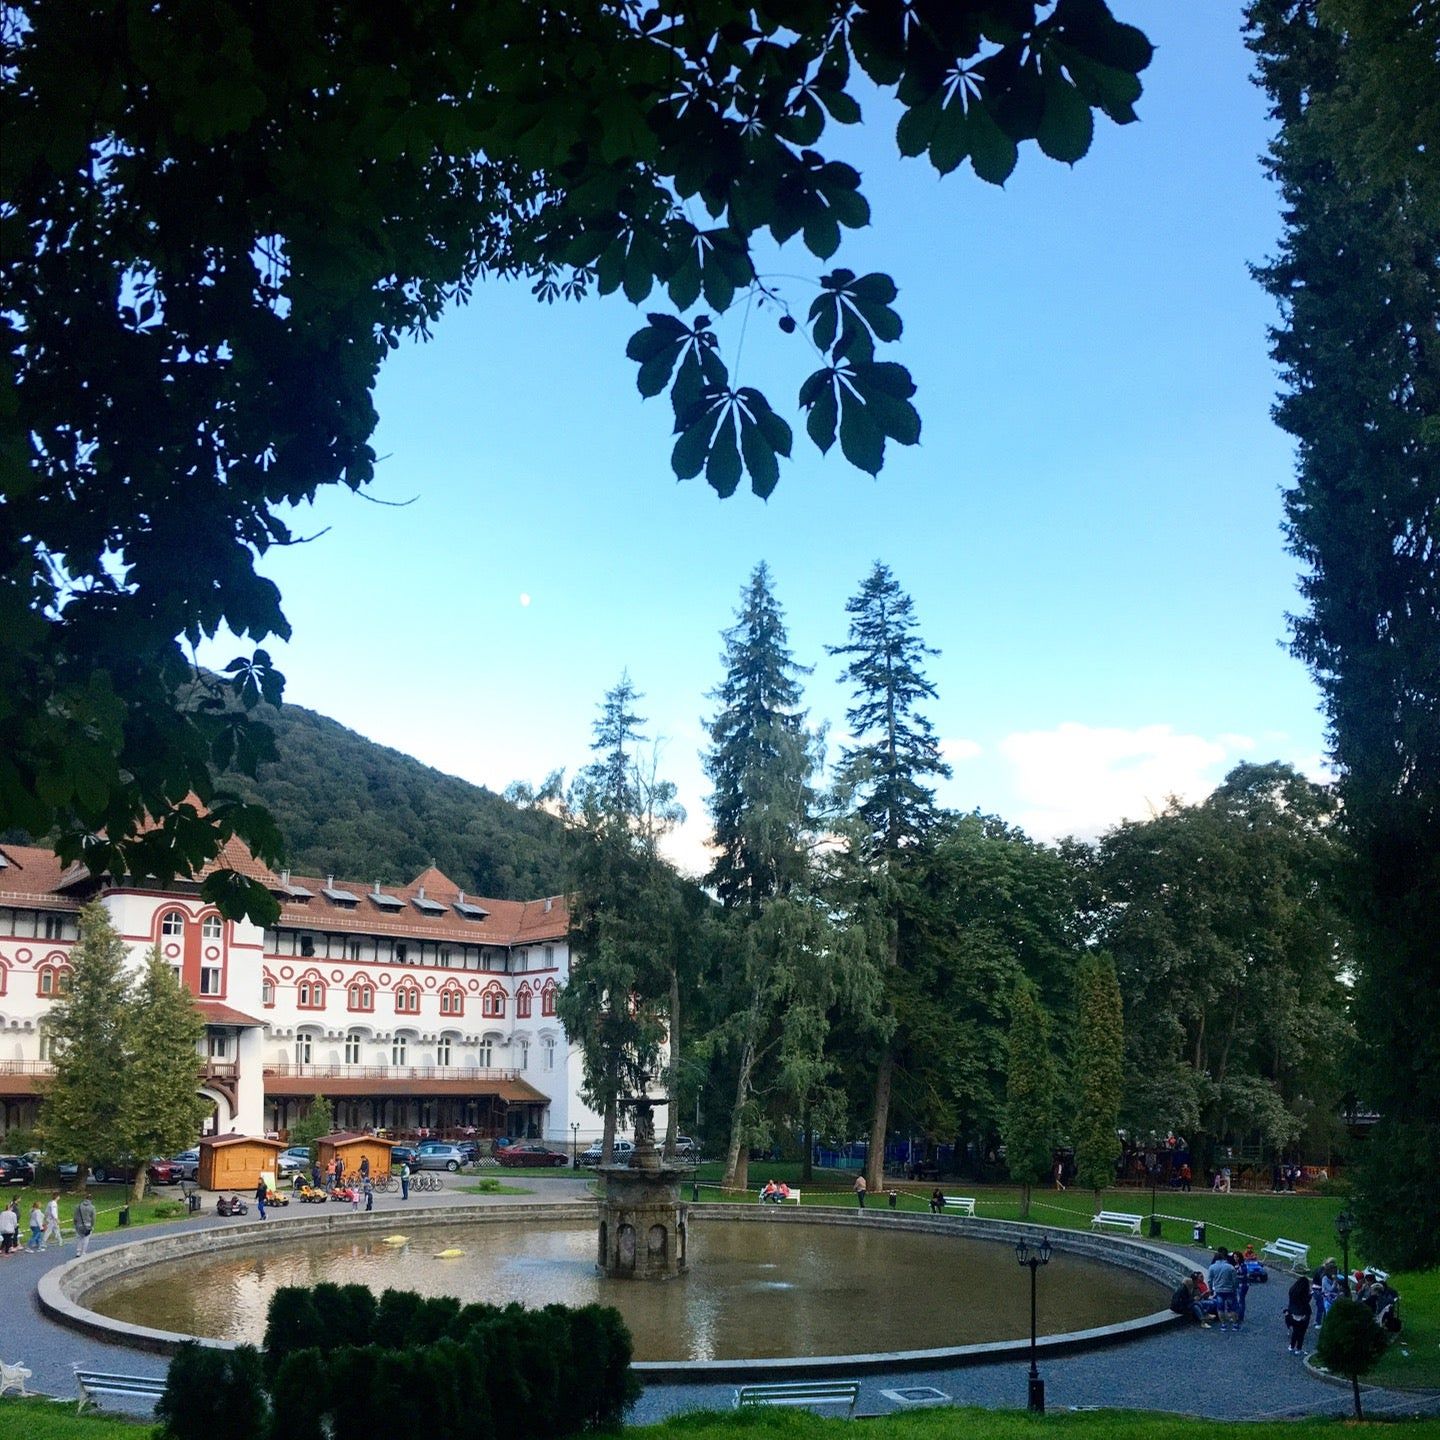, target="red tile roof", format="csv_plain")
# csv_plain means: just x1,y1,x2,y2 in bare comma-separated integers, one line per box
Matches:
263,1074,550,1102
194,1001,267,1027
